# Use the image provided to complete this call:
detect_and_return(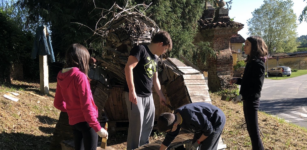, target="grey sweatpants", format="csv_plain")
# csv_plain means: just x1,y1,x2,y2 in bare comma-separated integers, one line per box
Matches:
124,92,155,150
